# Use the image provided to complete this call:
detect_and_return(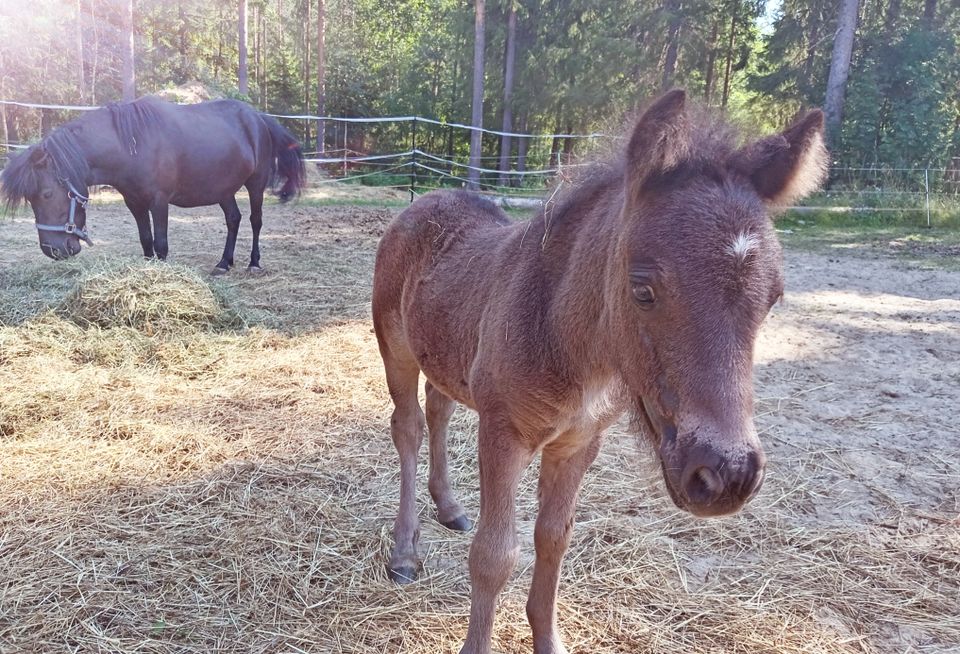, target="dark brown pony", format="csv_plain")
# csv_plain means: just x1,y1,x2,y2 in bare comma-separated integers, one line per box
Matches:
372,90,827,654
0,96,305,272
